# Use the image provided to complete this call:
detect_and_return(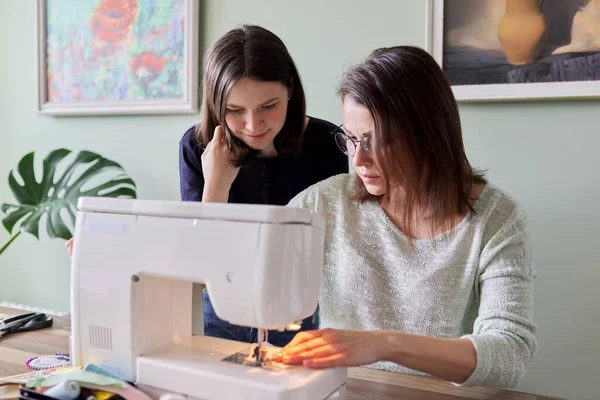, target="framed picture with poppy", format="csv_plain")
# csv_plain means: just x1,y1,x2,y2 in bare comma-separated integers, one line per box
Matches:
36,0,199,116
